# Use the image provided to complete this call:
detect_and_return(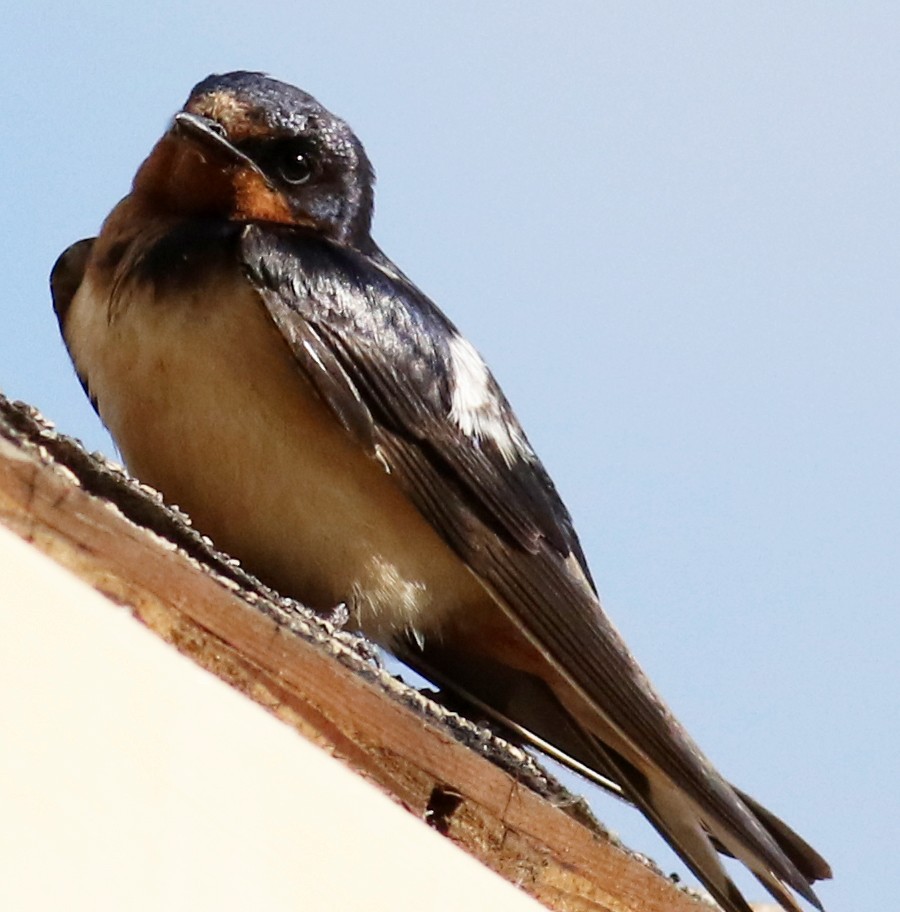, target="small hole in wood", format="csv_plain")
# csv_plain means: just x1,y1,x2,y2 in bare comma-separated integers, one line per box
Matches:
424,785,464,836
